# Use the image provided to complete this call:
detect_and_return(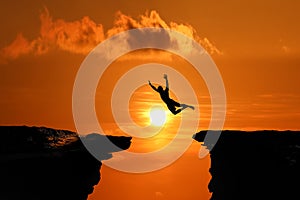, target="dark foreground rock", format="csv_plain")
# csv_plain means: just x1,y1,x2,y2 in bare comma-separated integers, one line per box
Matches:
0,126,131,200
193,130,300,200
